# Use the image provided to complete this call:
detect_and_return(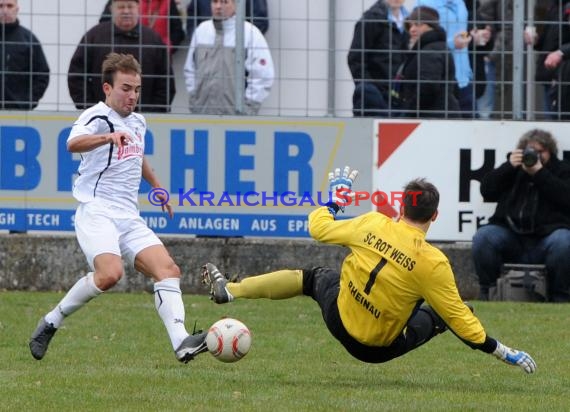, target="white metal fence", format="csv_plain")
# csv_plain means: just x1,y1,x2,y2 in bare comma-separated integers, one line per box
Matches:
4,0,568,119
